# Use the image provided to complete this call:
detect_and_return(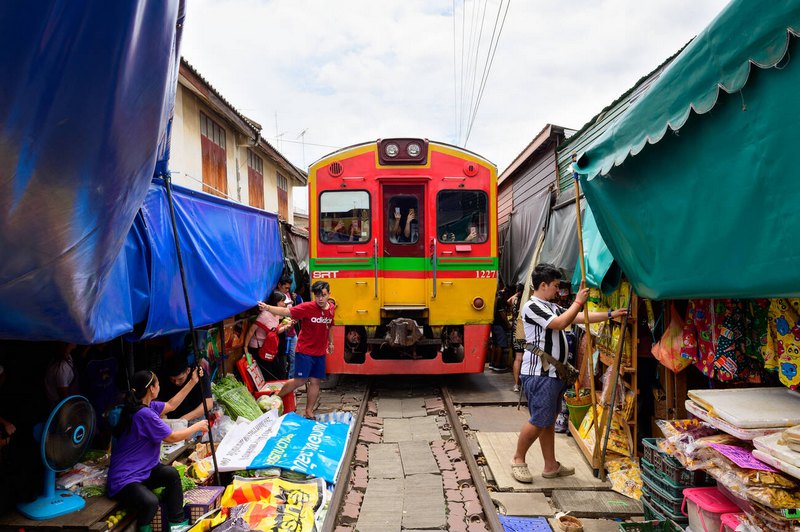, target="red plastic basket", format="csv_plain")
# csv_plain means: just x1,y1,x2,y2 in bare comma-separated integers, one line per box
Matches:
235,359,296,413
